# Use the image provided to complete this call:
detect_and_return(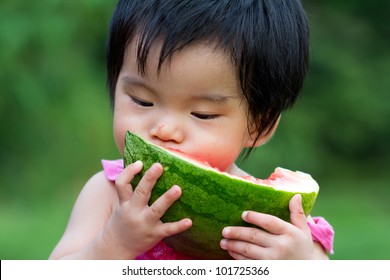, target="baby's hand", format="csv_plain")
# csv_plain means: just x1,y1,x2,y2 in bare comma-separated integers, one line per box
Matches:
220,194,314,260
105,161,192,259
